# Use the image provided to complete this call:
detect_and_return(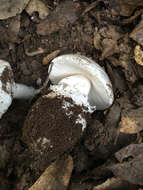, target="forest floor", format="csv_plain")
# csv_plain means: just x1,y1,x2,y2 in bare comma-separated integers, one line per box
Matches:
0,0,143,189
